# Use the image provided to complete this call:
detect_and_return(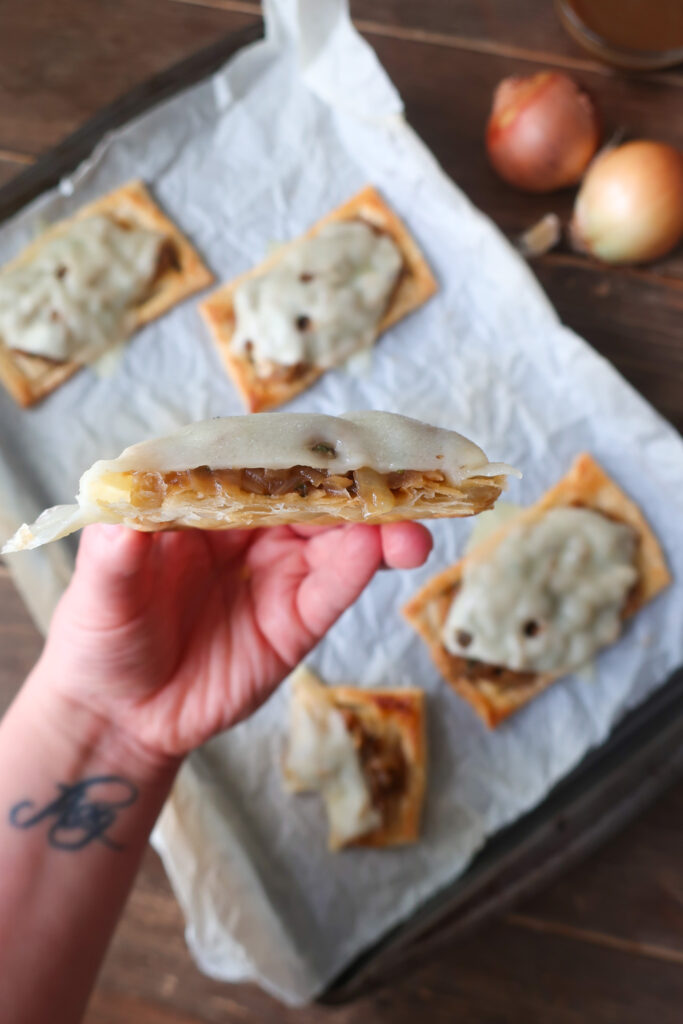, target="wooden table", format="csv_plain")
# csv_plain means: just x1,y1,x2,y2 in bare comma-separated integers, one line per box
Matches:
1,2,682,1021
